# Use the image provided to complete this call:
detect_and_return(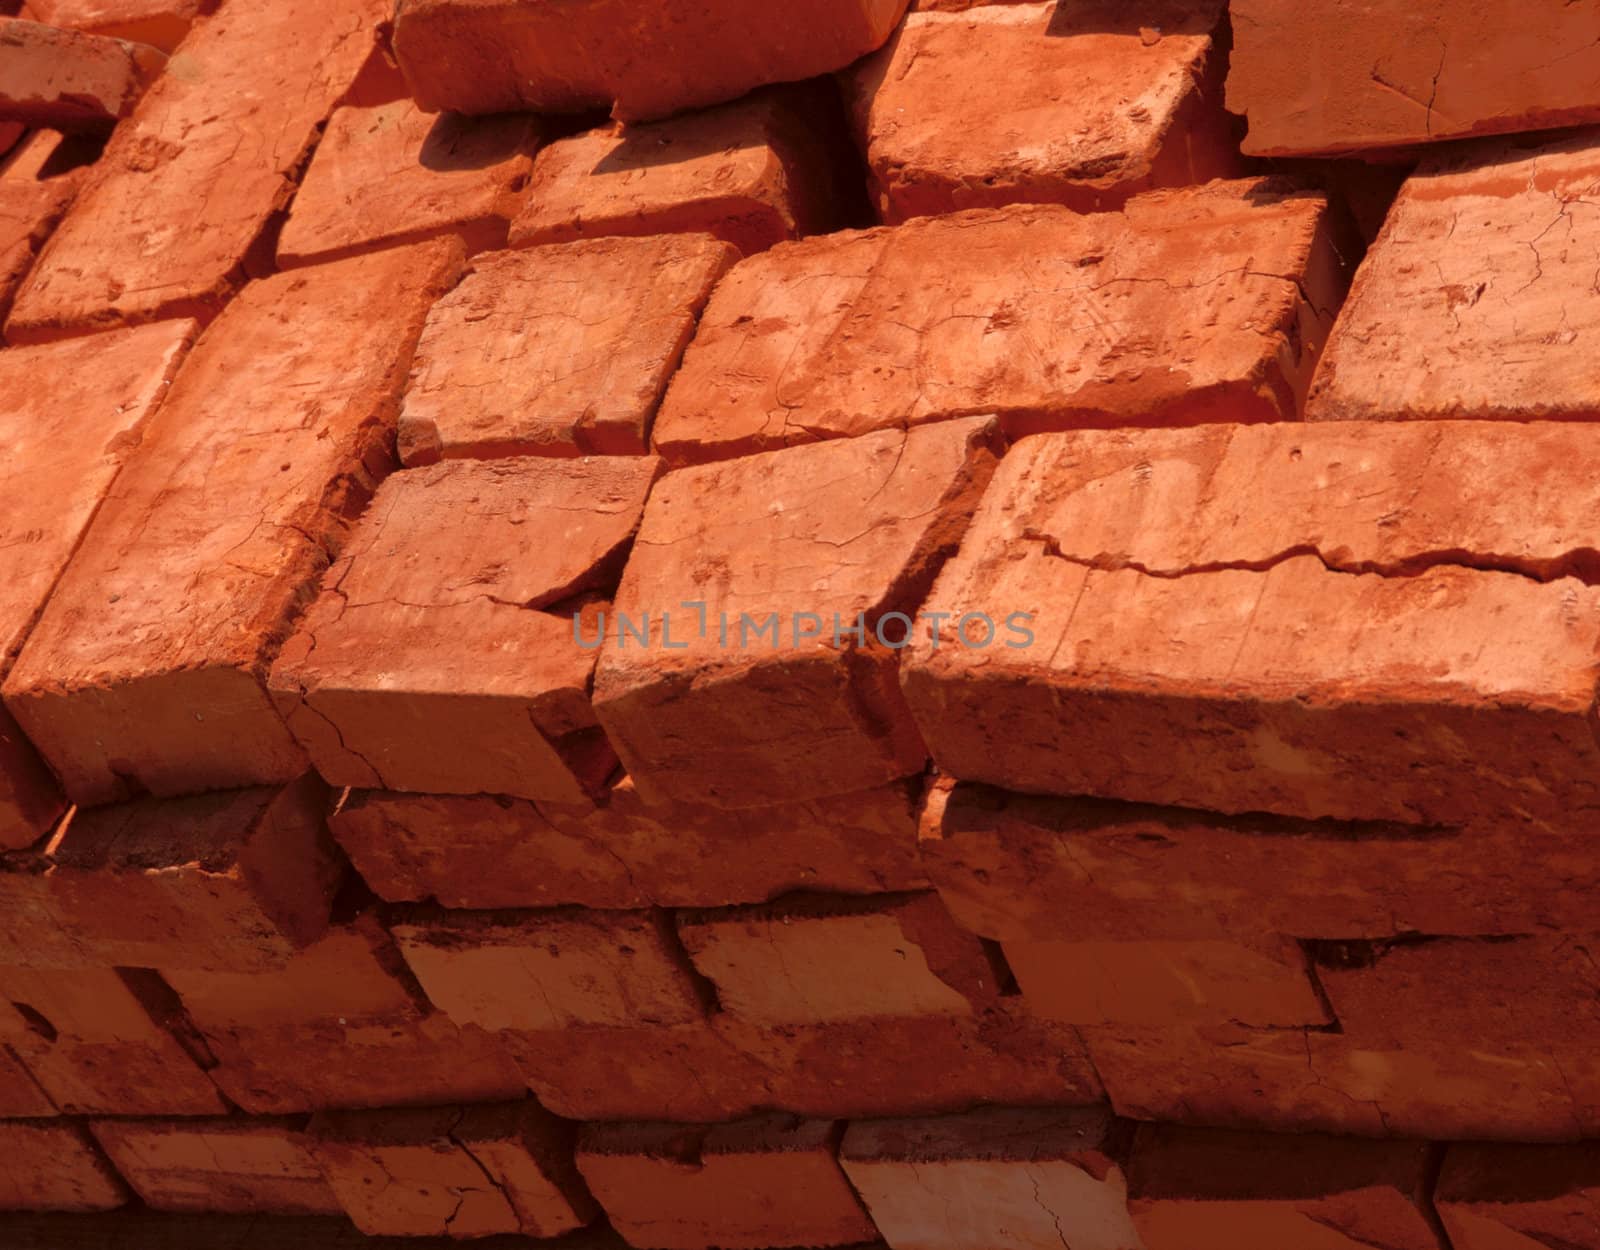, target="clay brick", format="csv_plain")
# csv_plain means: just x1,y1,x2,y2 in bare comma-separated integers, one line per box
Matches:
4,0,387,339
89,1118,341,1215
1228,0,1600,156
507,89,849,257
1126,1125,1441,1250
653,183,1344,463
1436,1143,1600,1250
0,18,163,131
0,1036,54,1116
593,418,1002,809
45,776,341,972
840,1106,1142,1250
0,840,86,970
270,456,661,804
677,893,999,1026
902,421,1600,828
3,240,464,804
846,1,1235,223
391,0,909,121
0,966,224,1115
576,1116,877,1250
277,99,543,268
0,1121,127,1211
1309,132,1600,426
308,1104,596,1238
0,129,90,325
0,318,193,849
399,236,737,464
24,0,208,53
391,908,707,1032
